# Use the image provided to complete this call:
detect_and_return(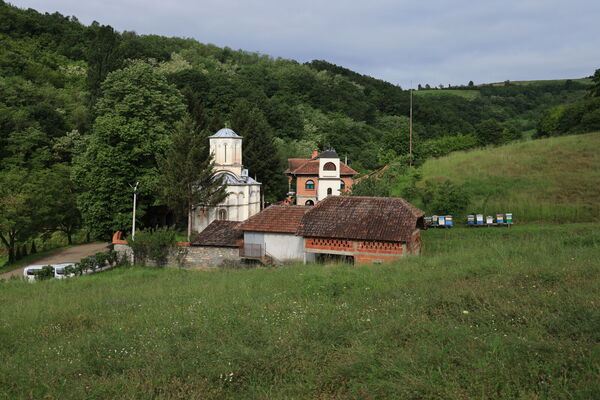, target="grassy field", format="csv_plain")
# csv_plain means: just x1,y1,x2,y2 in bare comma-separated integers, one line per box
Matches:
413,89,480,100
1,224,599,399
486,78,593,87
417,132,600,223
